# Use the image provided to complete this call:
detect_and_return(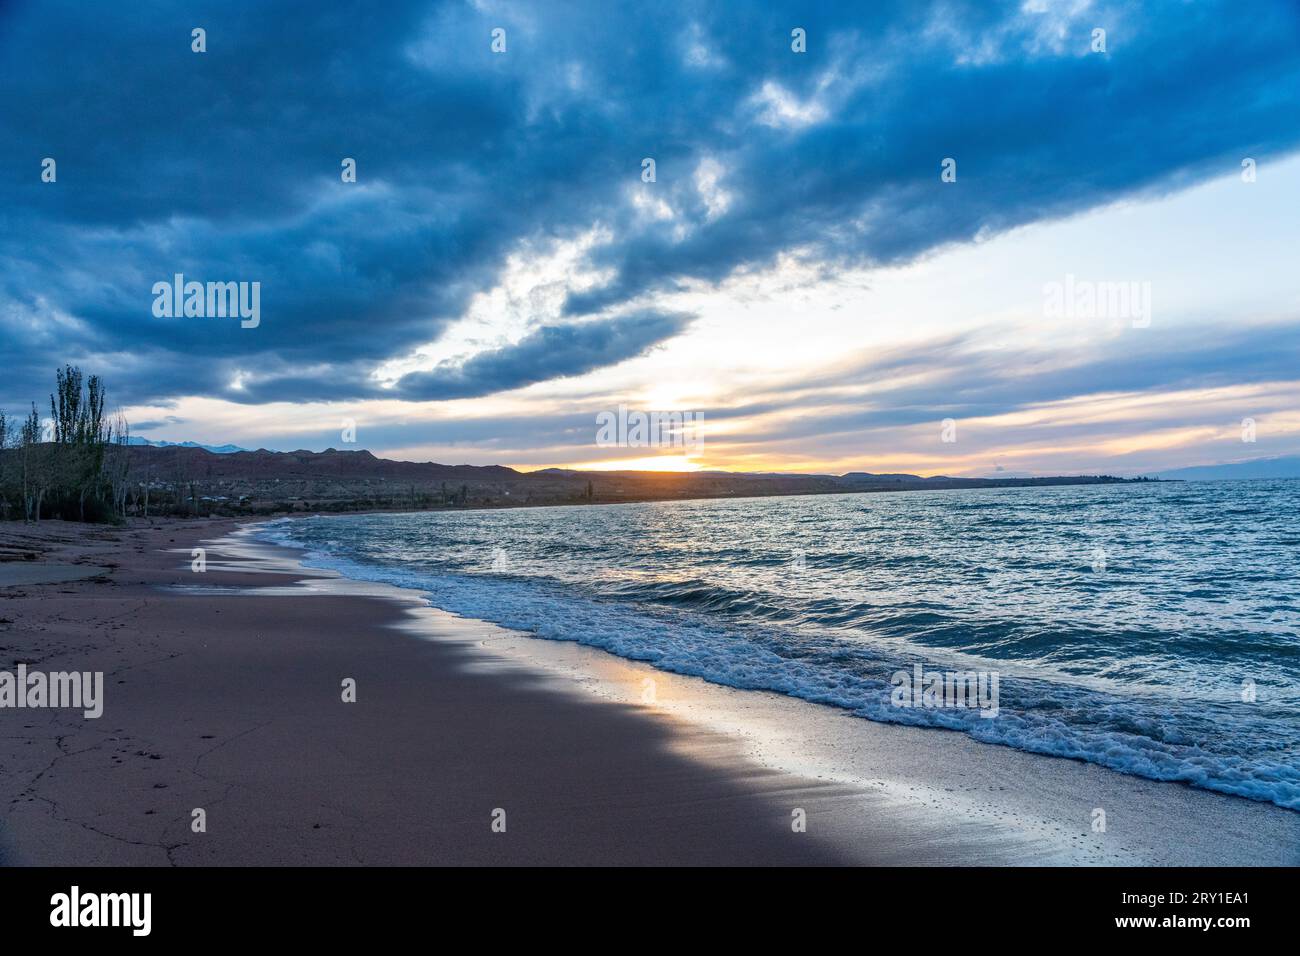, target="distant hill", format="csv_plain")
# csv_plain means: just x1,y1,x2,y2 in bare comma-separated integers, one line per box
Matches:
1144,455,1300,481
128,437,247,454
113,444,1146,517
127,445,517,481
